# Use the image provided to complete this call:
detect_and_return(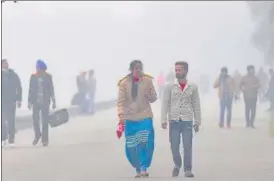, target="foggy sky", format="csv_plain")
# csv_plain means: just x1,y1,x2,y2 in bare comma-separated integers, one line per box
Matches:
2,1,263,109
